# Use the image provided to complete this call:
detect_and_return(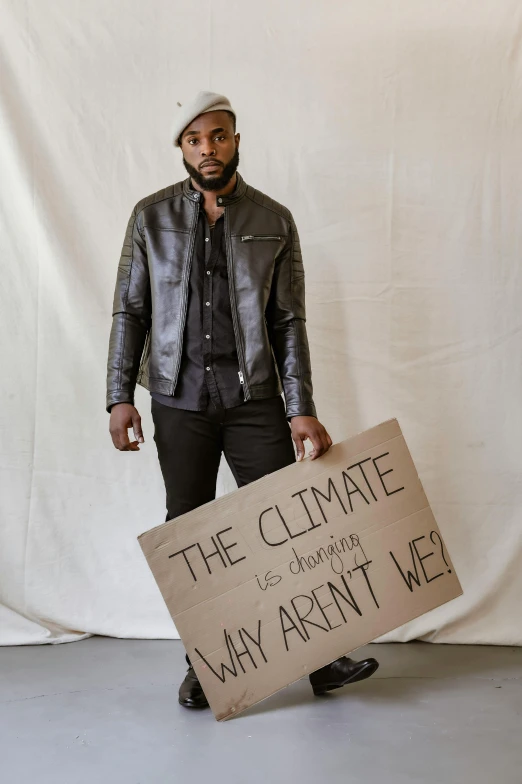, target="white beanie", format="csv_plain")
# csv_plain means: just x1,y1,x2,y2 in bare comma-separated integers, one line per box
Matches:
172,90,236,147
